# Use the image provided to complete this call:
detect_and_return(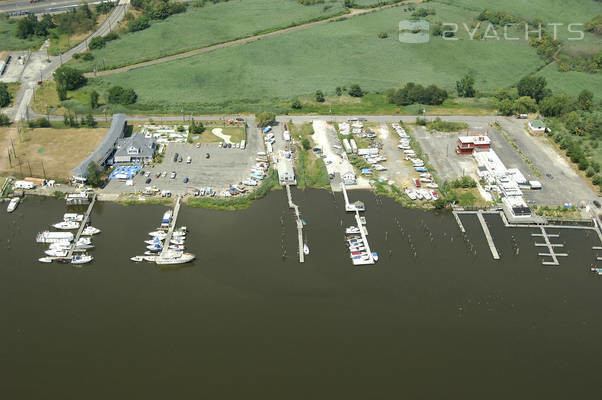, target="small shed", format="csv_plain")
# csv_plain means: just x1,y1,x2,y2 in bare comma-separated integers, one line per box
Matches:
528,120,546,134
